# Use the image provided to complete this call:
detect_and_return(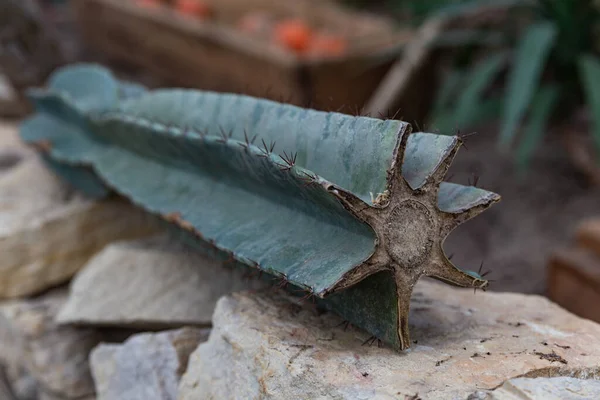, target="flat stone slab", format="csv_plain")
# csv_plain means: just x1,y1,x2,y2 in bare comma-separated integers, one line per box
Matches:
470,376,600,399
91,327,210,400
0,154,160,298
178,280,600,400
57,235,269,328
